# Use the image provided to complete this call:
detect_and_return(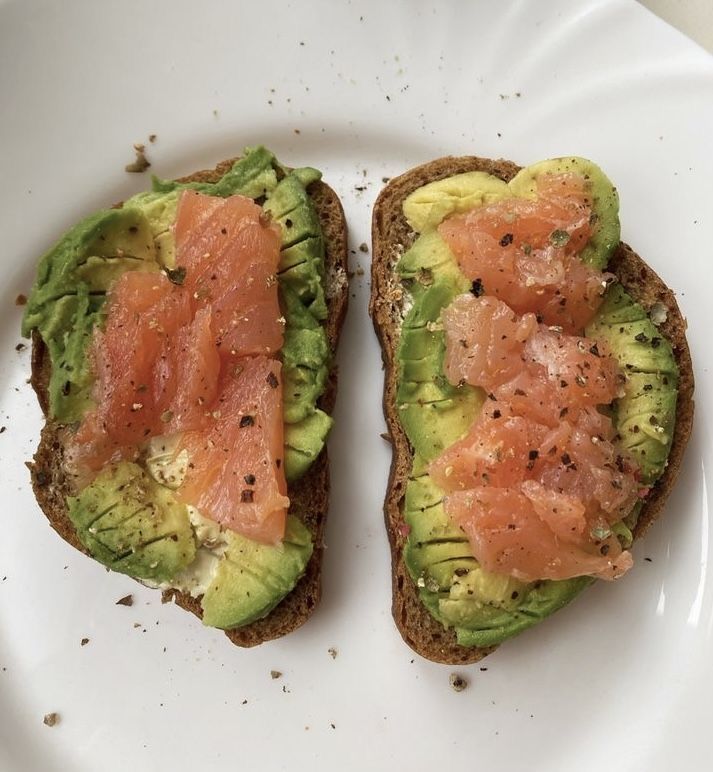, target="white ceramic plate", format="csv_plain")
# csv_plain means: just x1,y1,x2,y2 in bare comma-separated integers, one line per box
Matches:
1,1,711,769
